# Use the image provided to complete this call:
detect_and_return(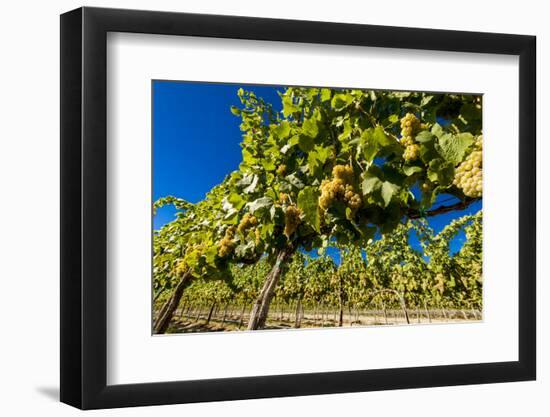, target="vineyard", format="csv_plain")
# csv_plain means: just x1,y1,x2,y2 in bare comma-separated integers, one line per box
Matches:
153,86,483,334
